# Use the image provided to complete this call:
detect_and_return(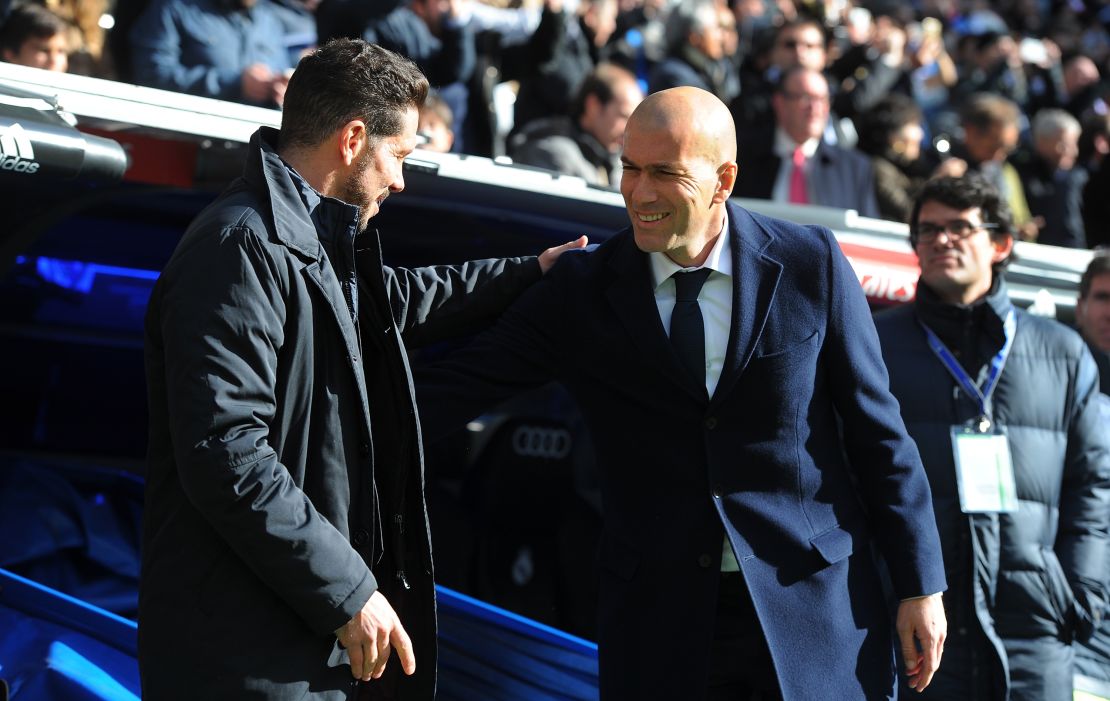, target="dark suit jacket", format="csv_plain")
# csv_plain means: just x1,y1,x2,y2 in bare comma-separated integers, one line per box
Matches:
735,138,881,218
418,202,946,700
